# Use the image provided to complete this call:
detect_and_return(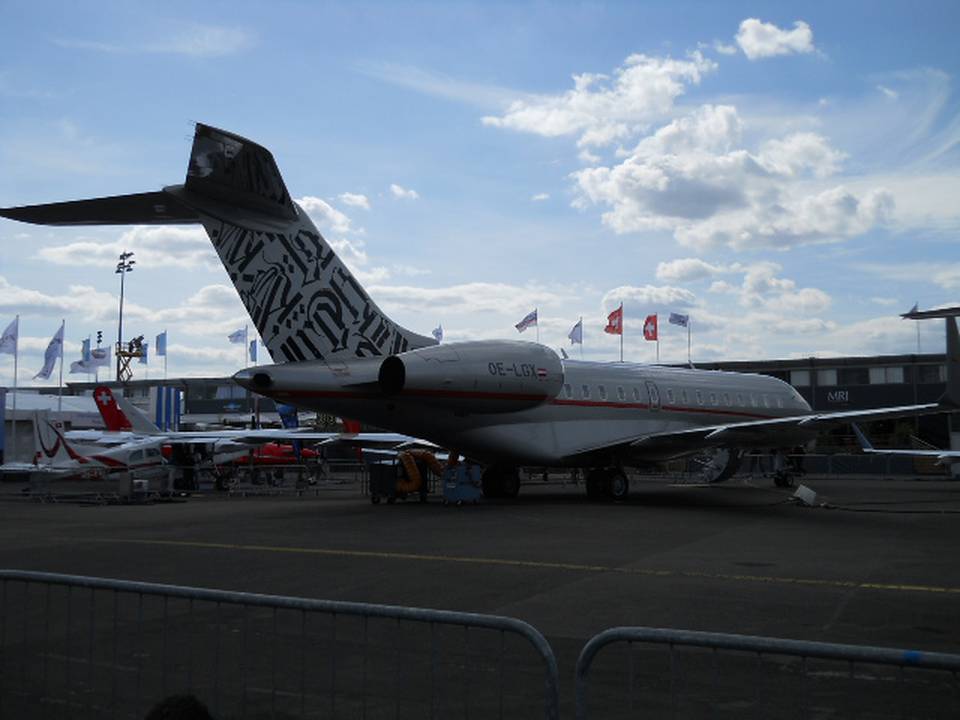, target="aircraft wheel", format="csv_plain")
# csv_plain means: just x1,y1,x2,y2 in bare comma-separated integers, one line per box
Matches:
386,496,396,504
773,471,793,488
585,470,606,500
371,495,380,505
500,471,520,499
609,471,630,502
480,465,503,498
